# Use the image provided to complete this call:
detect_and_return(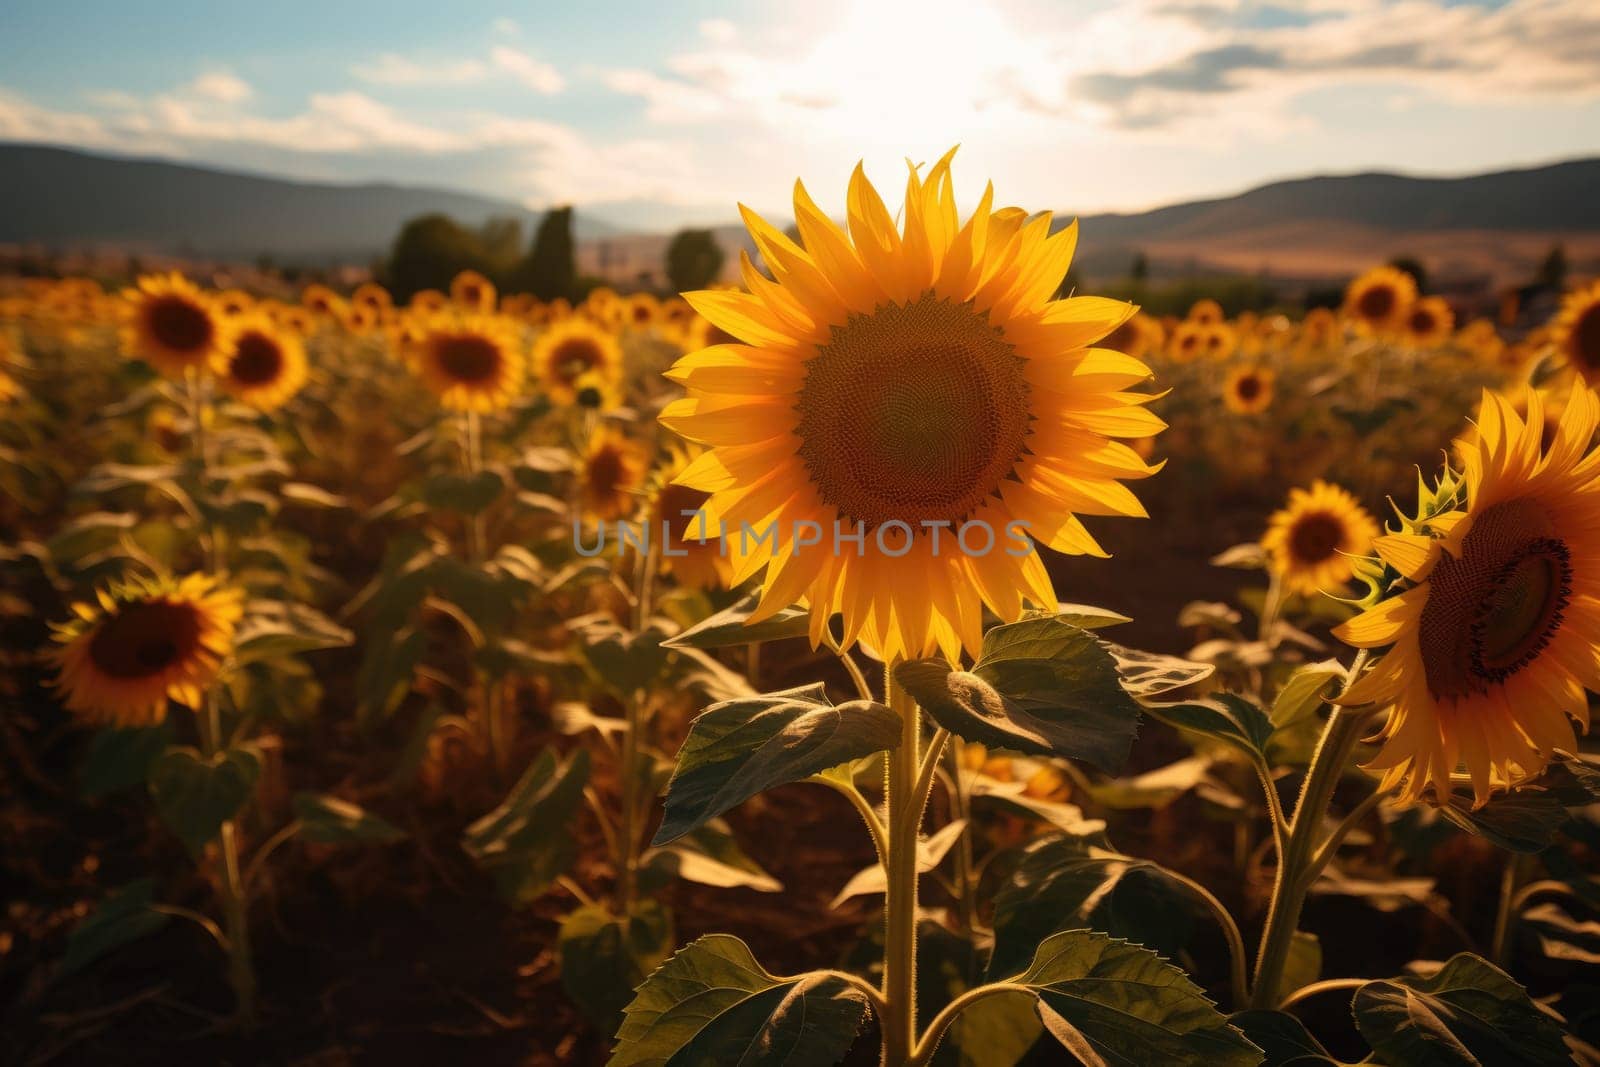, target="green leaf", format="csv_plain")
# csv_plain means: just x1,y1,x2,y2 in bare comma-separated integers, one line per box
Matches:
1049,603,1133,630
1011,929,1261,1066
1439,789,1569,854
896,617,1142,772
830,820,967,907
1267,661,1344,766
291,792,406,844
574,615,676,696
148,746,261,855
47,511,138,563
461,747,590,902
1278,932,1322,1004
80,722,173,799
421,469,505,514
989,835,1195,978
641,819,783,893
653,684,899,845
1353,953,1569,1066
1229,1010,1338,1066
1211,543,1267,569
57,880,171,980
1143,694,1272,759
610,934,870,1067
279,482,349,509
661,591,812,650
232,600,353,666
561,899,675,1030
